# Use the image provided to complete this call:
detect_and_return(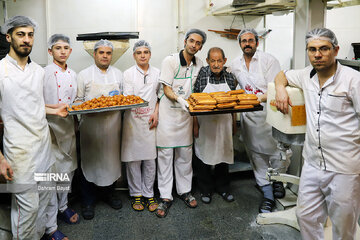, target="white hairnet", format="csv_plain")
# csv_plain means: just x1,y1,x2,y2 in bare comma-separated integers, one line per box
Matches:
48,34,70,49
185,28,207,44
1,15,38,34
133,40,151,53
237,28,259,42
94,39,114,51
306,28,338,47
